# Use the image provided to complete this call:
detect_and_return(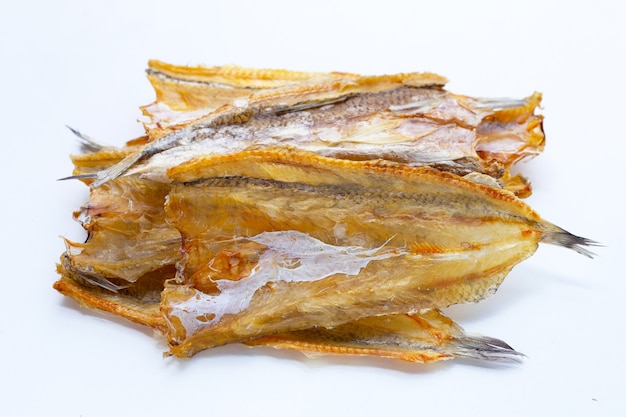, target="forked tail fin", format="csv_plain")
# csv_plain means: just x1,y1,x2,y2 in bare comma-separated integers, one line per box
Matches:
540,223,601,258
57,150,144,187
